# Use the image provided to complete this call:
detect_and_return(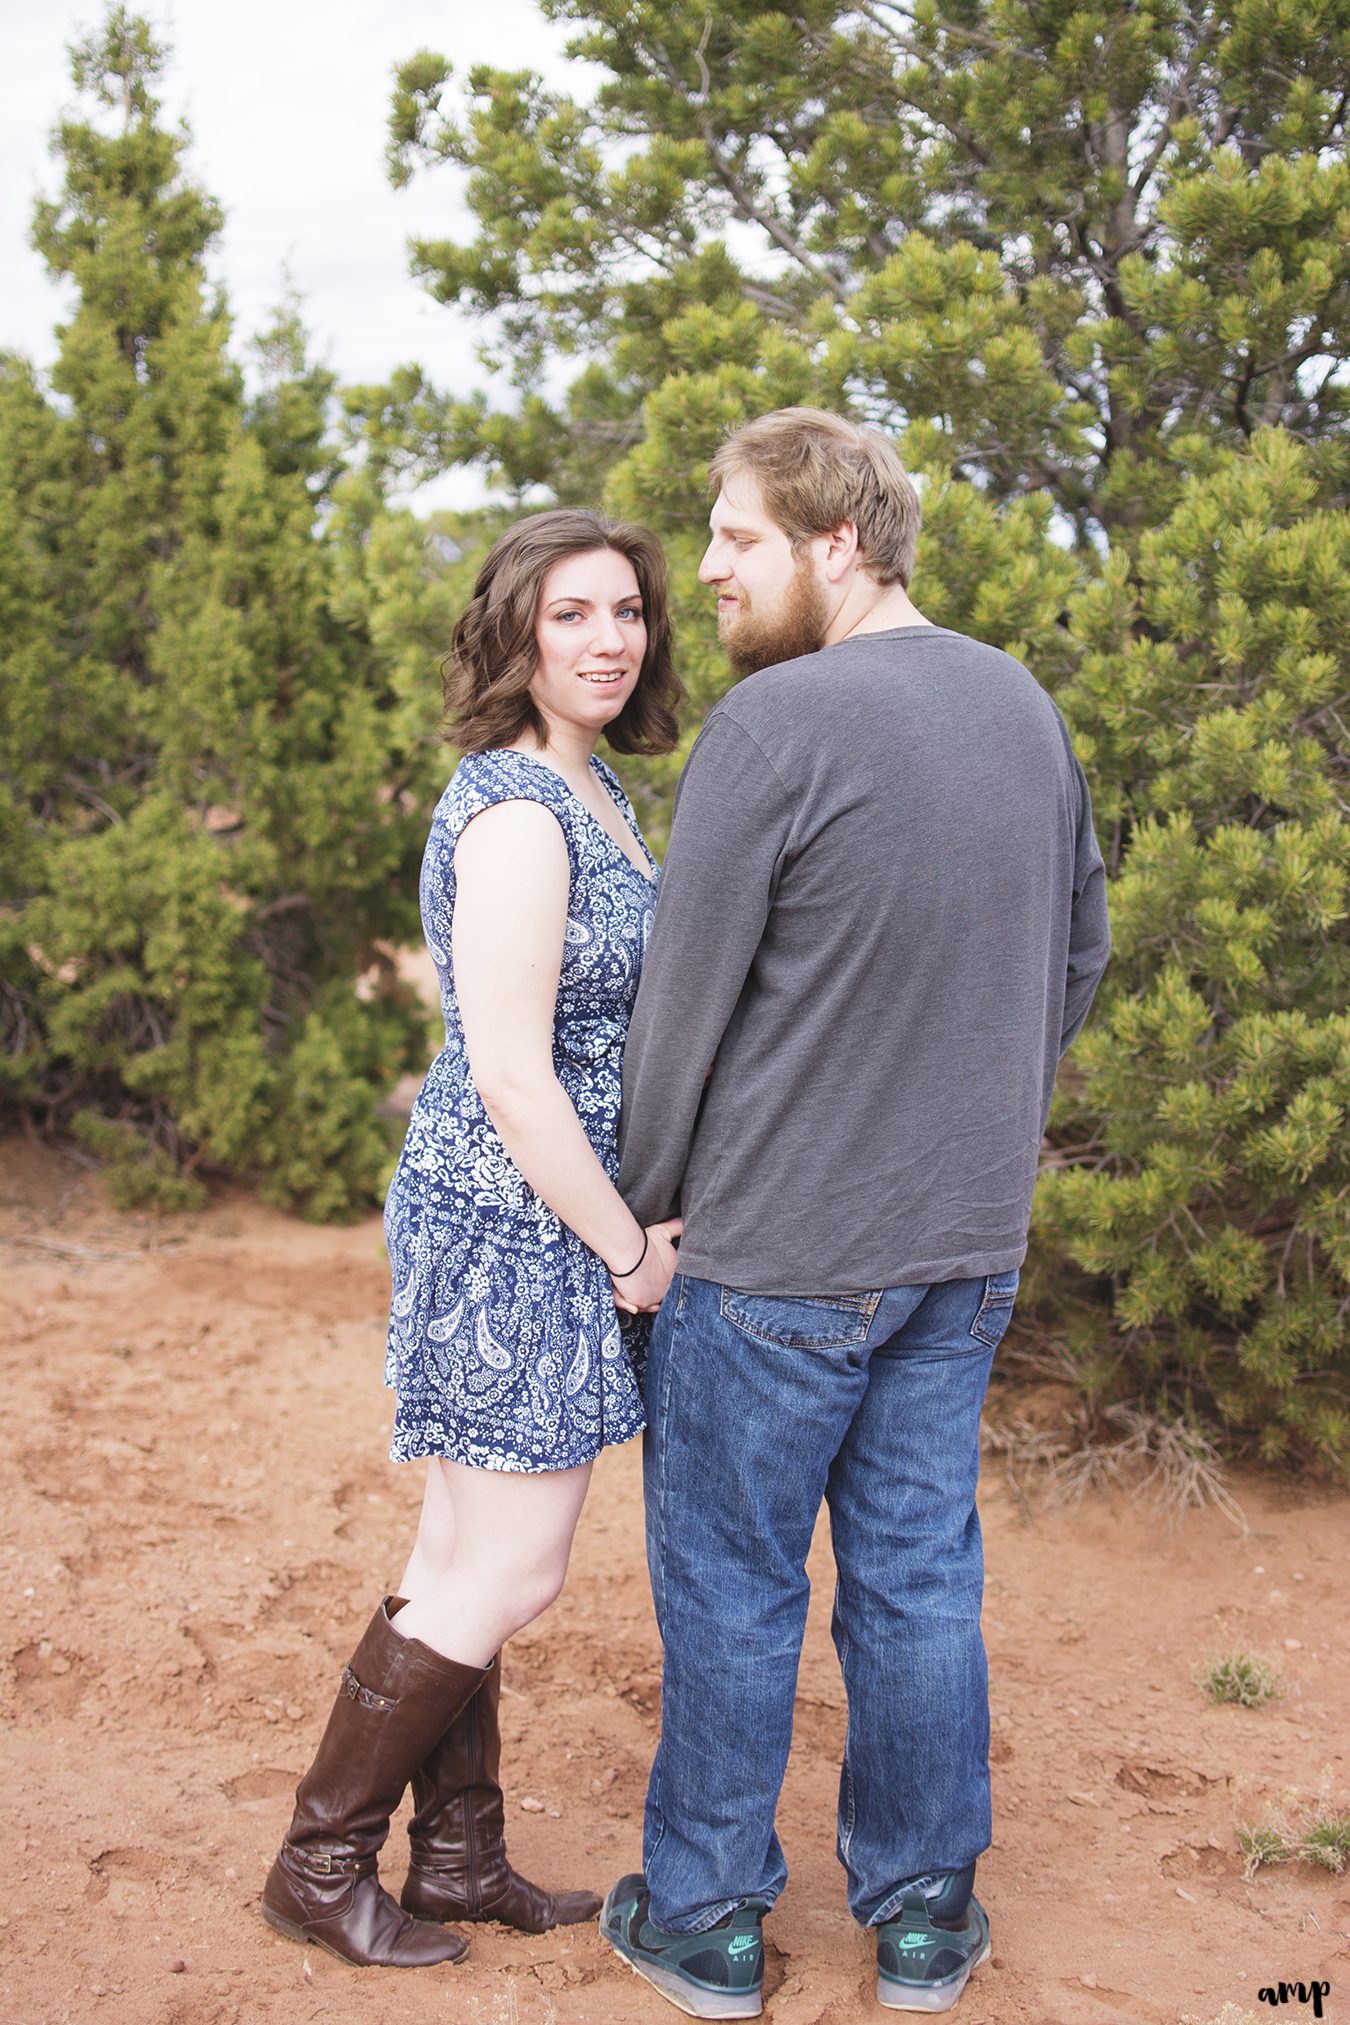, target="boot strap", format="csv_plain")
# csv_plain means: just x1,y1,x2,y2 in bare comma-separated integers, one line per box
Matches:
341,1666,396,1712
284,1840,378,1881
